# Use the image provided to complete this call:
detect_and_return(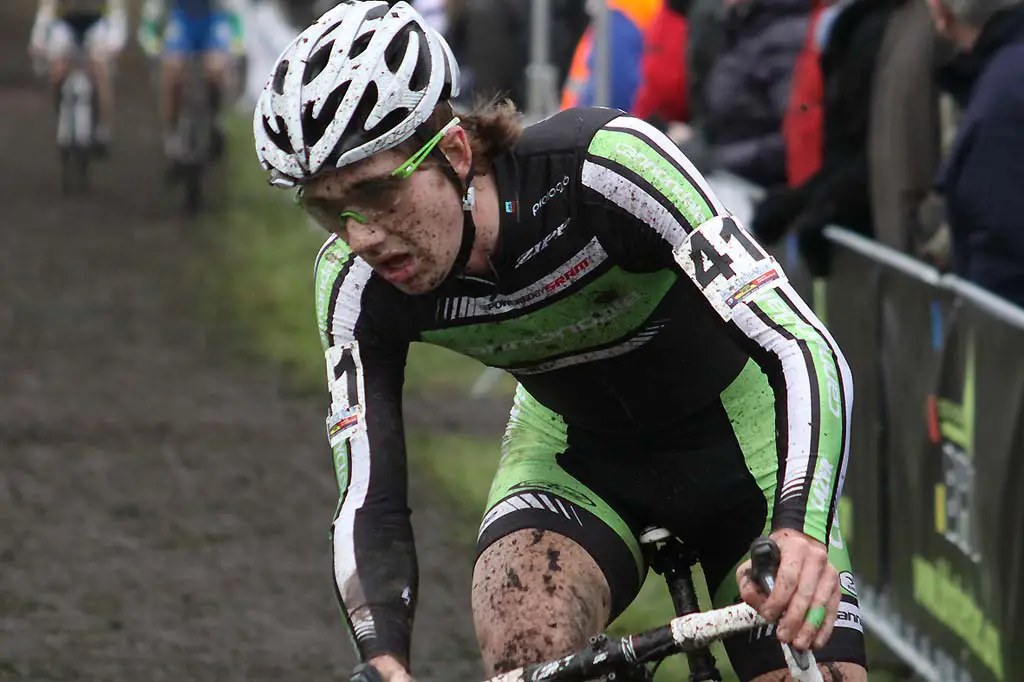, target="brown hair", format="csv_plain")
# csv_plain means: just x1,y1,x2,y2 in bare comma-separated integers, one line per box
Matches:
396,97,525,175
